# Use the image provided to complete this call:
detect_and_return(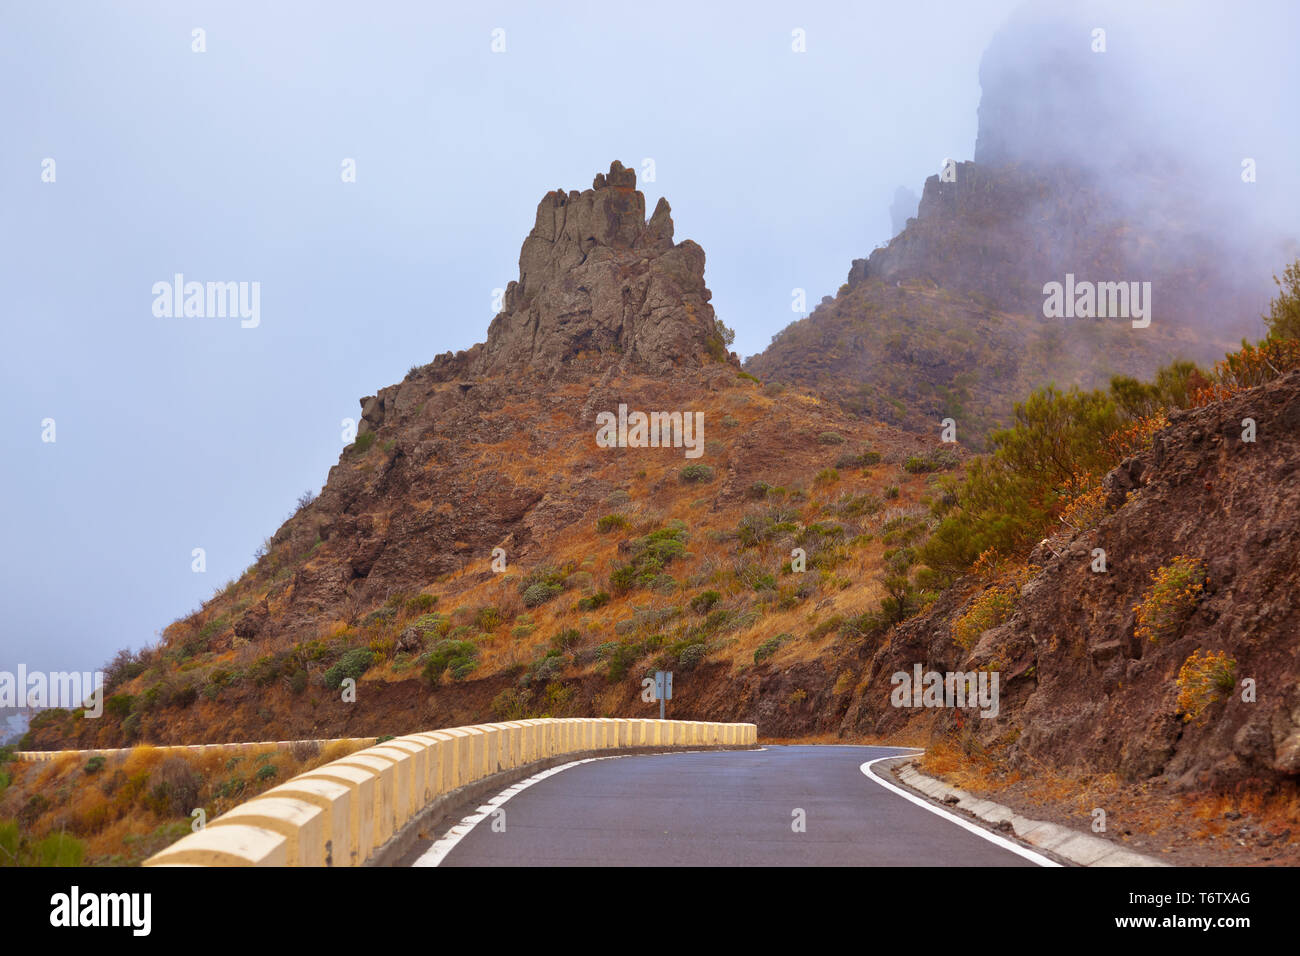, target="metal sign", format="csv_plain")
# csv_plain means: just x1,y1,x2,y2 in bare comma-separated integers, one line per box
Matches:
655,670,673,700
654,670,673,719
